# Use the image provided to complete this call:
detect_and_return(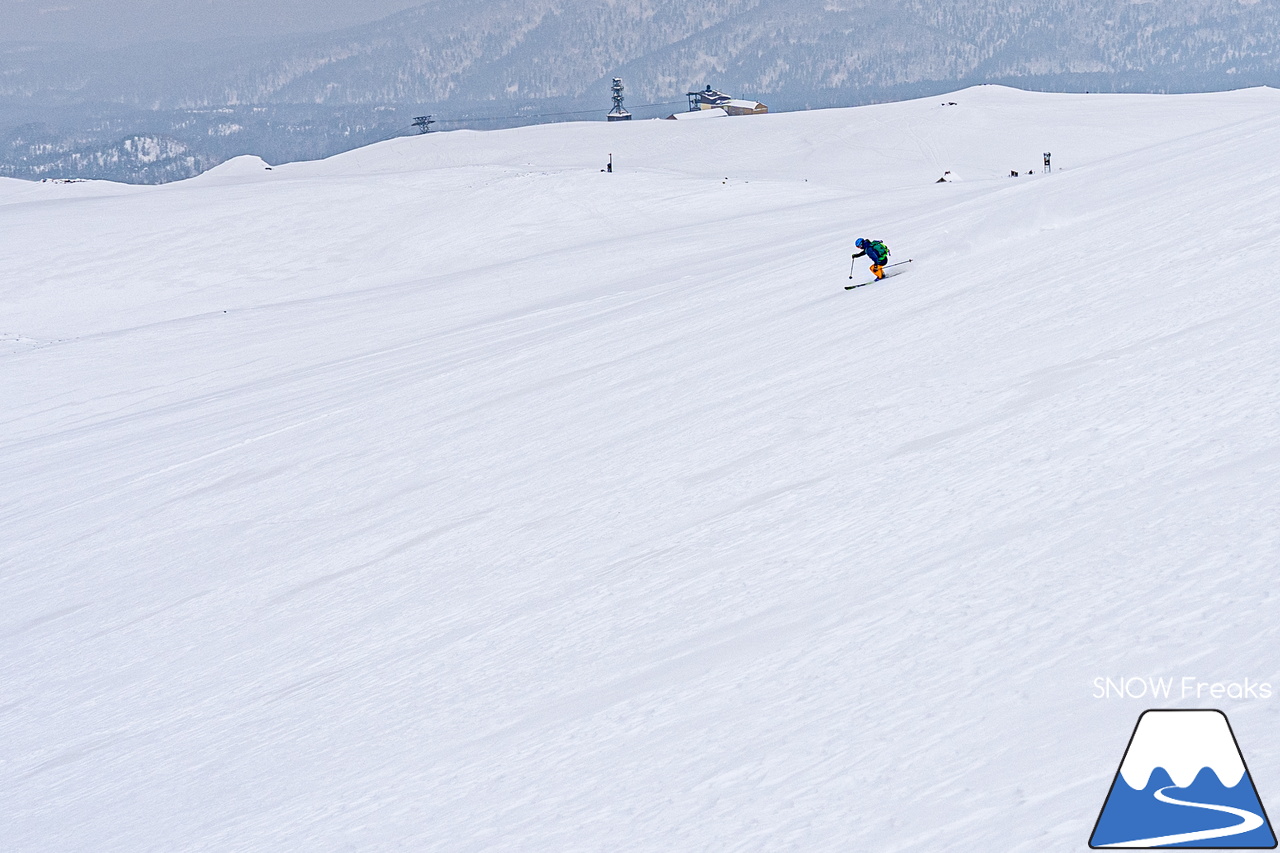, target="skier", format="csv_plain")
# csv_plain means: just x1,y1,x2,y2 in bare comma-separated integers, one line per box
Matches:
851,238,891,280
